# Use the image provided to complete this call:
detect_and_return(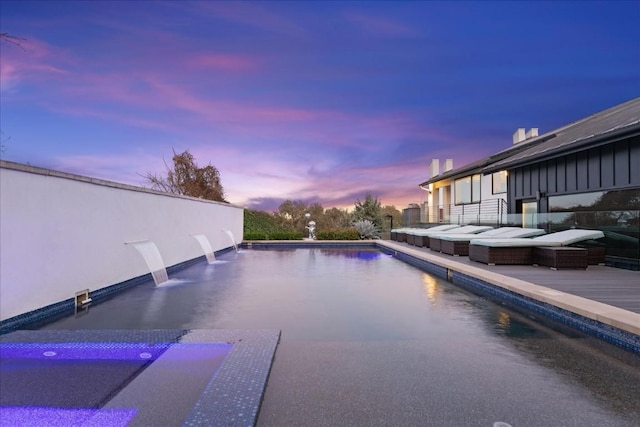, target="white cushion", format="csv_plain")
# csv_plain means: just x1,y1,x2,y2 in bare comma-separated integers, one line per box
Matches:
470,229,604,247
